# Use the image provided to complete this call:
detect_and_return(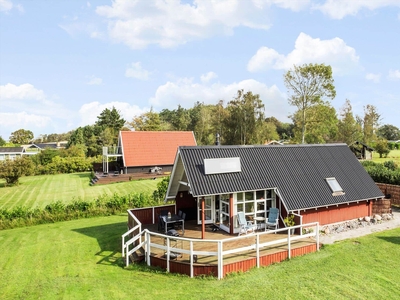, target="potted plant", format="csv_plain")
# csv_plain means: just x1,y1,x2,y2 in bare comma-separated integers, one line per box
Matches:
284,214,295,234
